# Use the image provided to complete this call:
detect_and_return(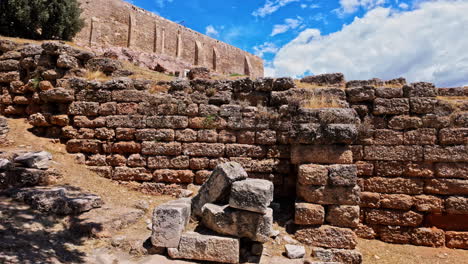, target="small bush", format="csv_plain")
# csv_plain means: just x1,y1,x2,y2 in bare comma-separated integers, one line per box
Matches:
0,0,84,40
